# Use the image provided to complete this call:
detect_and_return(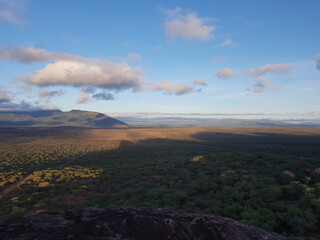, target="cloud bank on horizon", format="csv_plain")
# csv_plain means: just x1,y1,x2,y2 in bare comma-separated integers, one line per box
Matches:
0,1,319,116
